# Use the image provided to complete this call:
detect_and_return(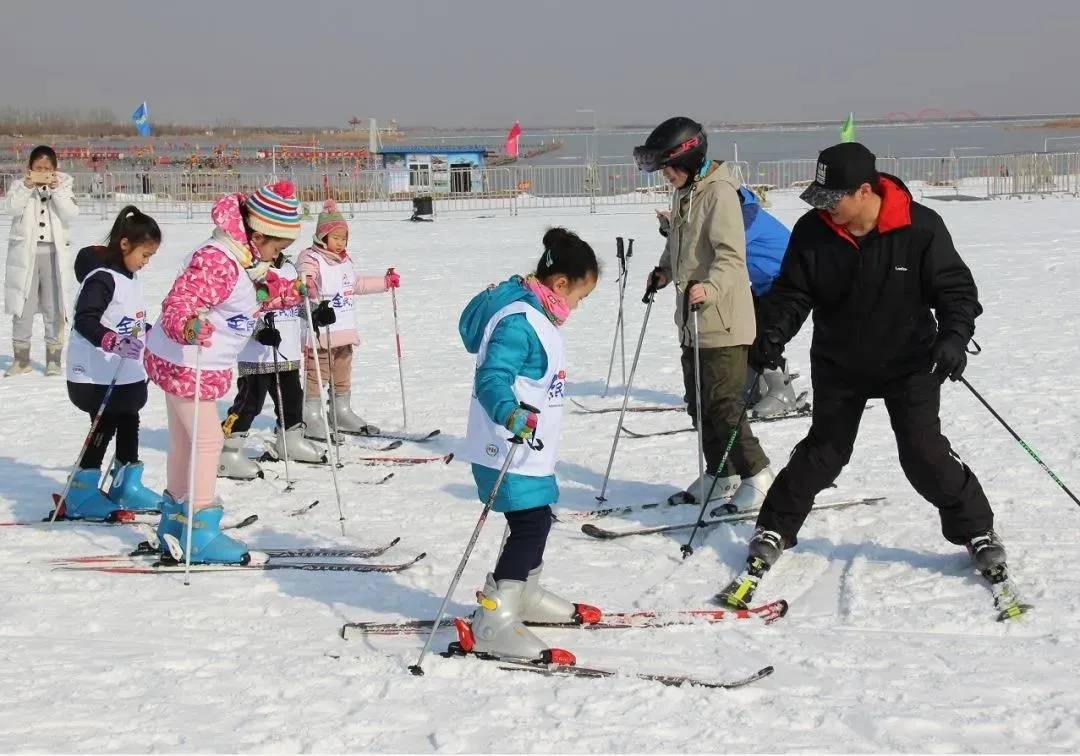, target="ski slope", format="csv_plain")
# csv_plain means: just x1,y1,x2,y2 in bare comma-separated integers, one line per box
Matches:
1,191,1078,752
